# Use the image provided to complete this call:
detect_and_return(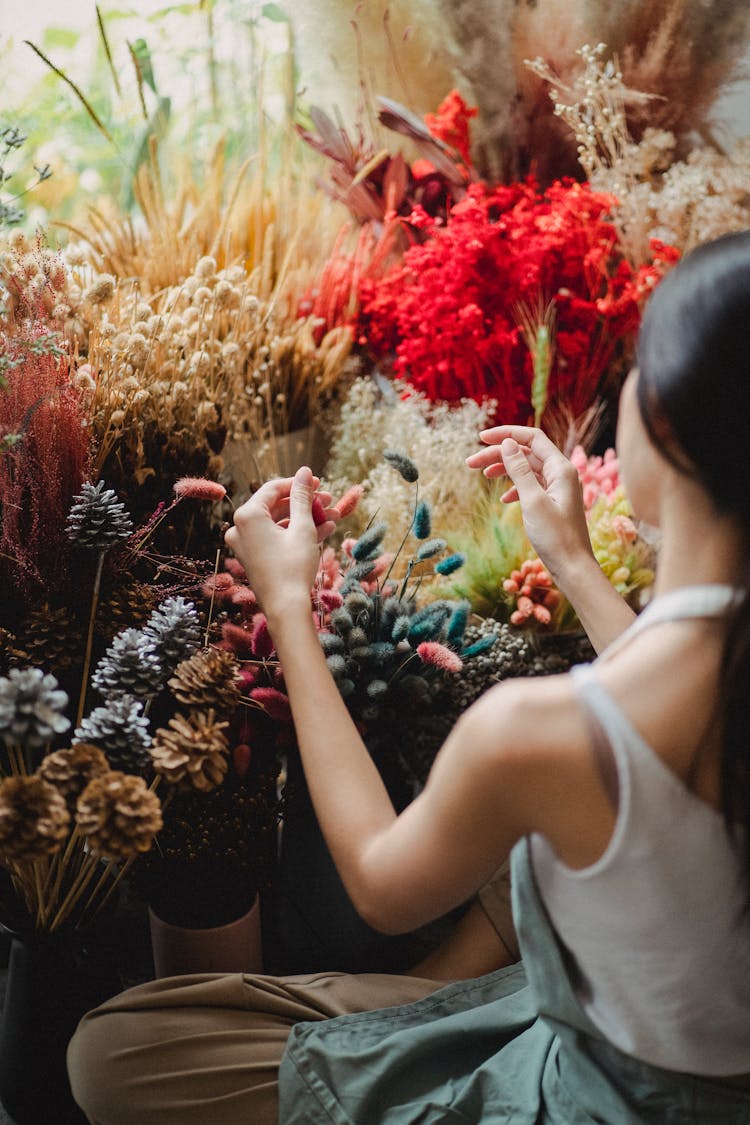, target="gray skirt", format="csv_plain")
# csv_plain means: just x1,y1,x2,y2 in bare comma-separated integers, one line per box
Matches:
279,840,750,1124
